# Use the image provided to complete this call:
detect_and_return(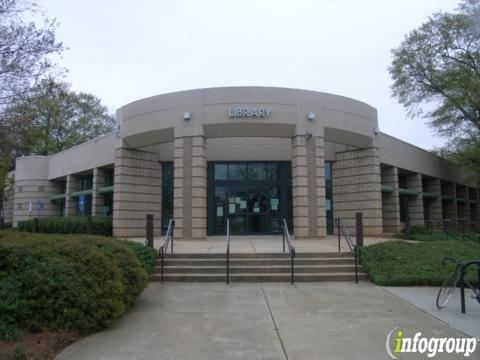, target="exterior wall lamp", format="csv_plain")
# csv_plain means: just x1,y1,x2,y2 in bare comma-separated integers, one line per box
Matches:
183,112,192,121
